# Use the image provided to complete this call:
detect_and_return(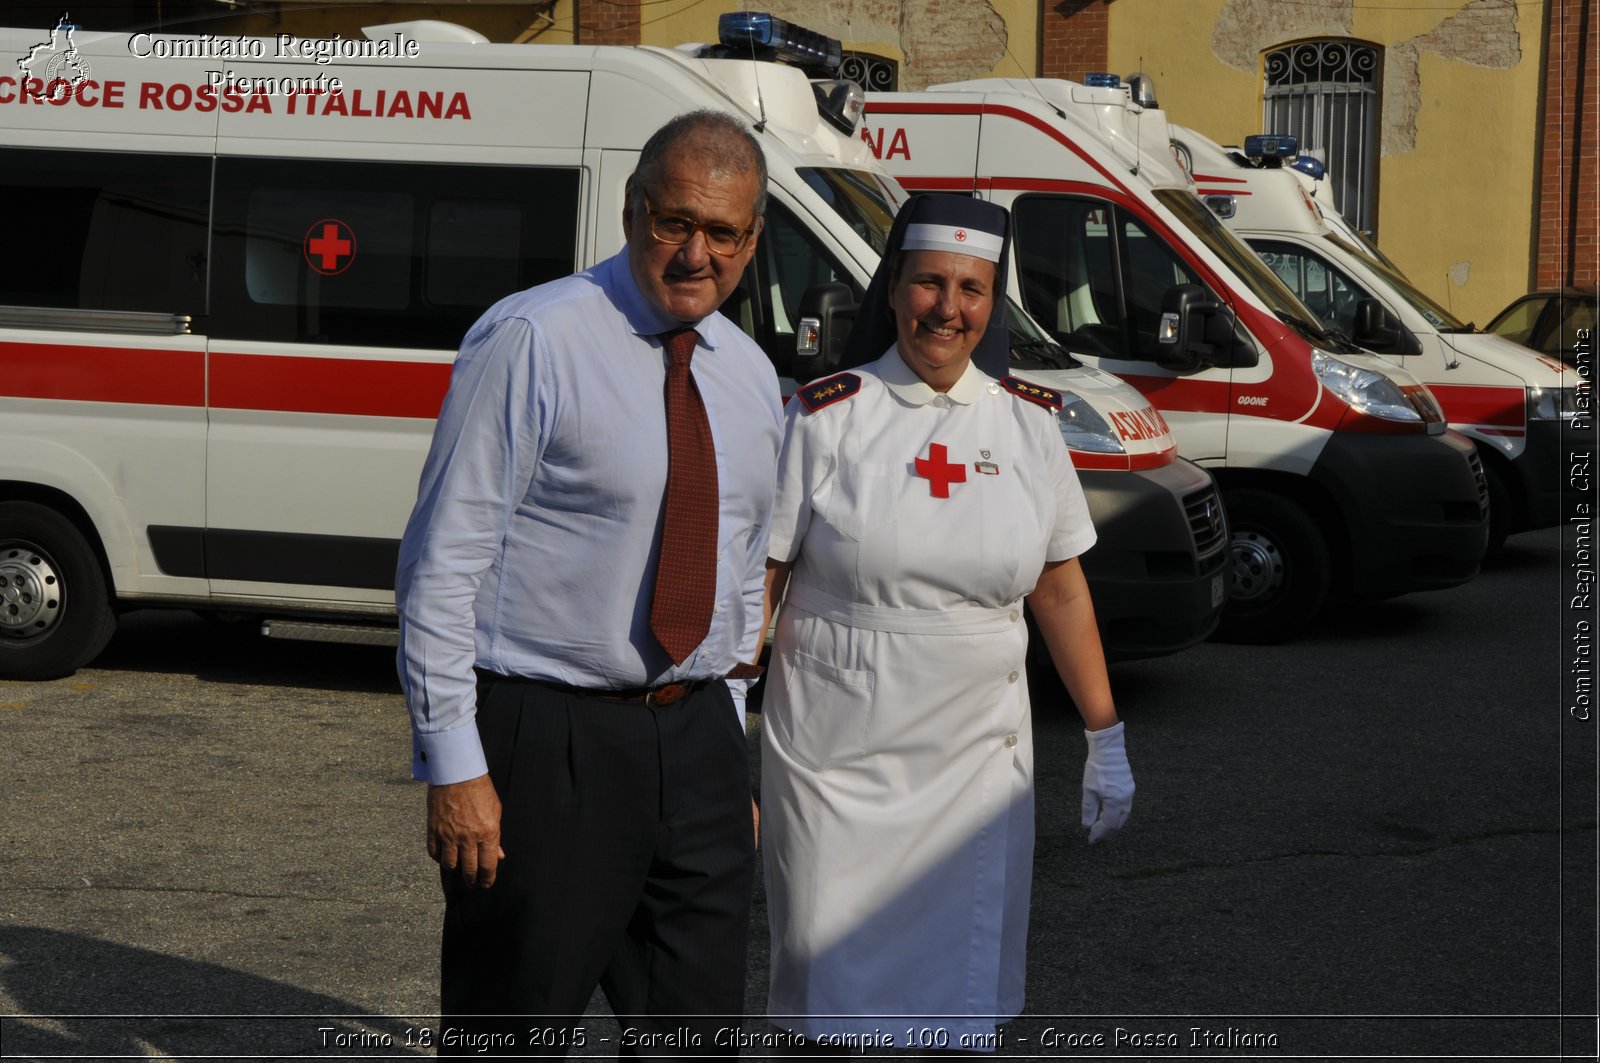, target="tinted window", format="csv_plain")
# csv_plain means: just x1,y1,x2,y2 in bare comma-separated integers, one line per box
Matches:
1252,240,1372,335
730,199,860,375
1121,214,1204,359
0,147,209,315
1487,298,1544,347
1013,197,1124,358
211,158,579,349
1550,298,1598,357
